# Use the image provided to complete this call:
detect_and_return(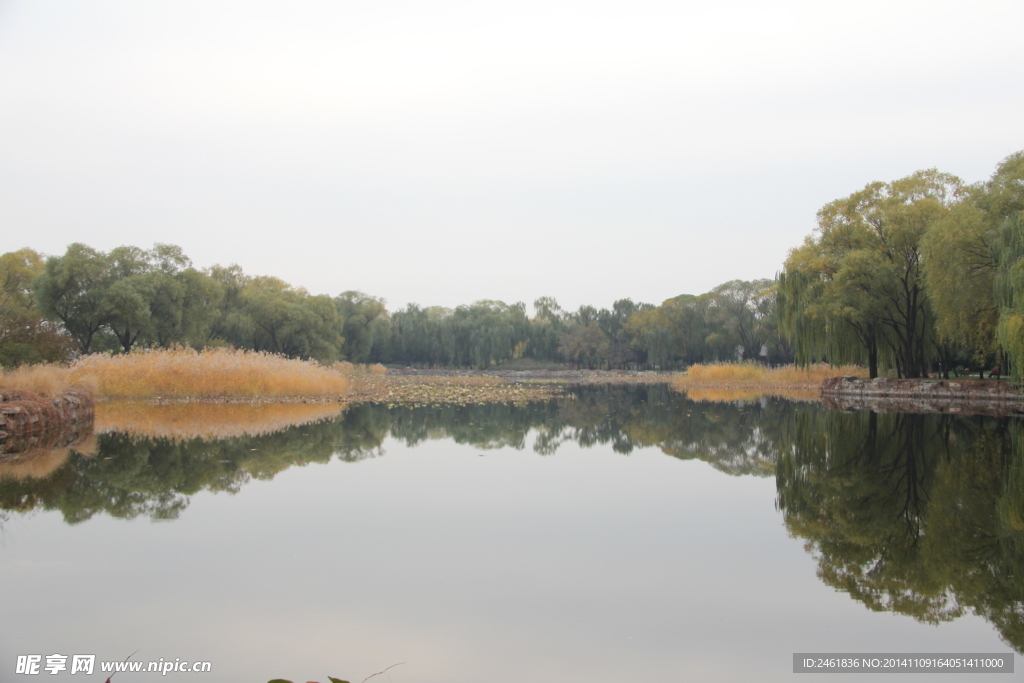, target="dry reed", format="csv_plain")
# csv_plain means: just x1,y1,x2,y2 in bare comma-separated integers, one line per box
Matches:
332,361,388,376
70,348,352,398
0,364,97,398
95,400,346,442
675,362,867,389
